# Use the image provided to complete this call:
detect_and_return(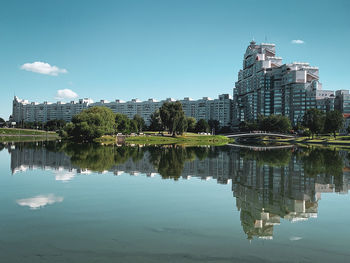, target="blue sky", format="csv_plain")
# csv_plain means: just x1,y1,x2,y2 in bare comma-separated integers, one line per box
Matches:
0,0,349,119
